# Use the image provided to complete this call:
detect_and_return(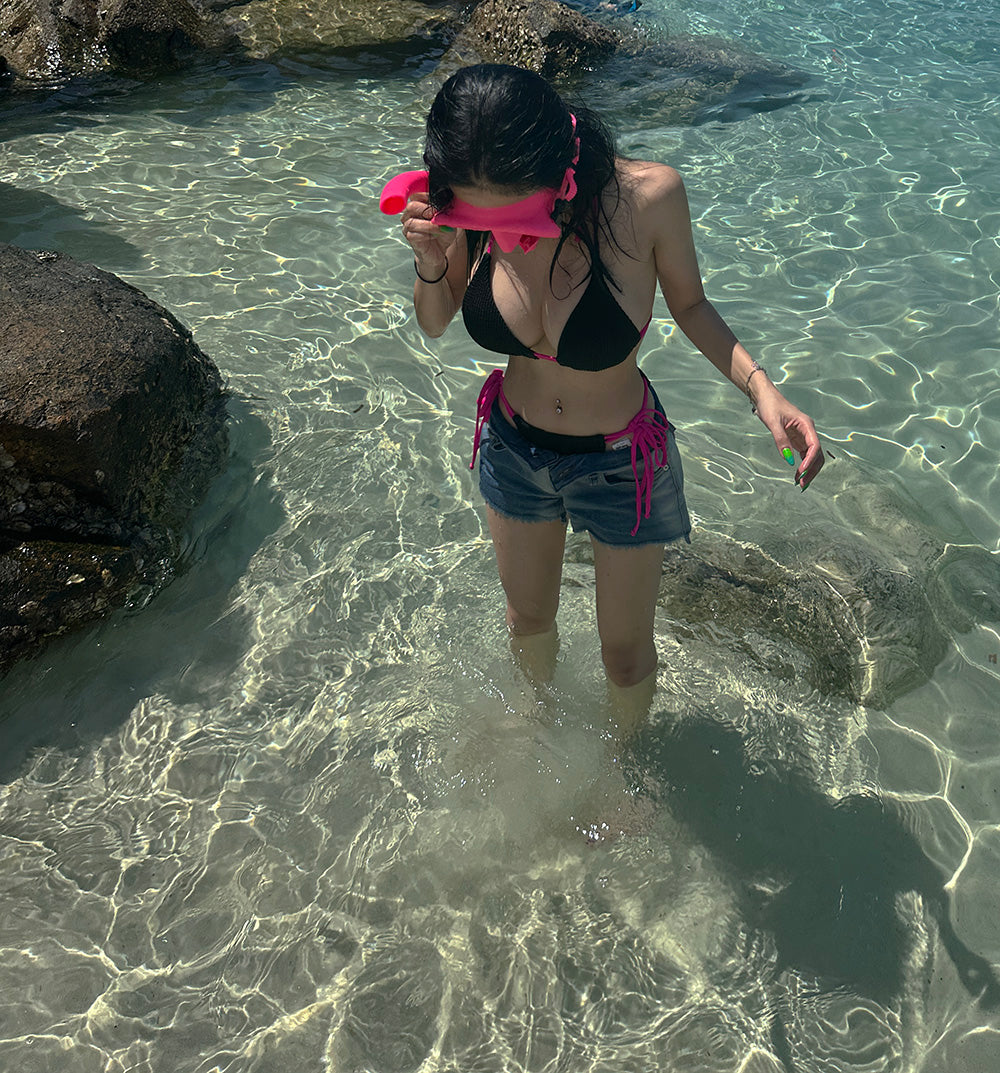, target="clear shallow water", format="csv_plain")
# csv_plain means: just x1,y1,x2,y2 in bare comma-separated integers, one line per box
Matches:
1,0,1000,1069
